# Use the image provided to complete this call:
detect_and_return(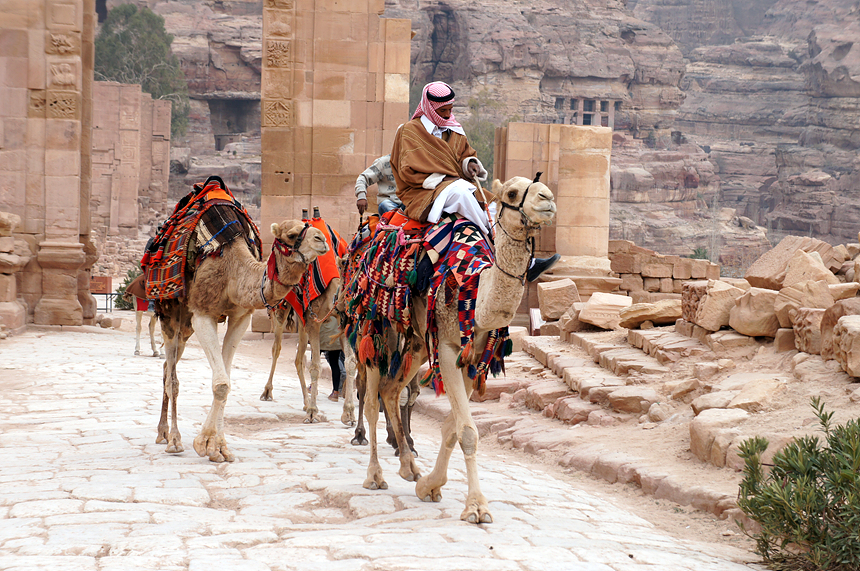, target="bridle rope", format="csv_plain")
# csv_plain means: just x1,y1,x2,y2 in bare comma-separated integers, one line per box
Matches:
492,172,544,284
260,222,310,311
